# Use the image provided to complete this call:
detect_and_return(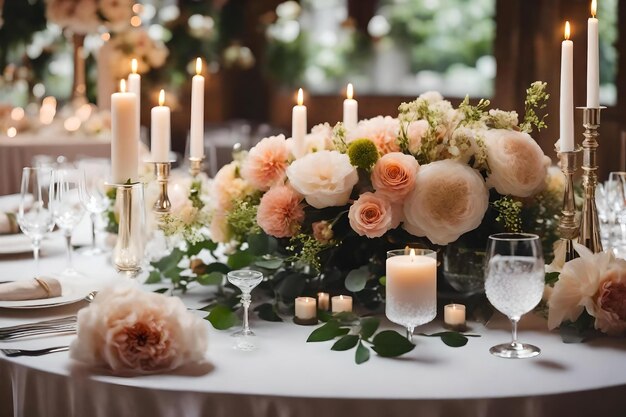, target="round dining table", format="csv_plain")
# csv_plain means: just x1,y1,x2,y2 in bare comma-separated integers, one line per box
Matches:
0,207,626,417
